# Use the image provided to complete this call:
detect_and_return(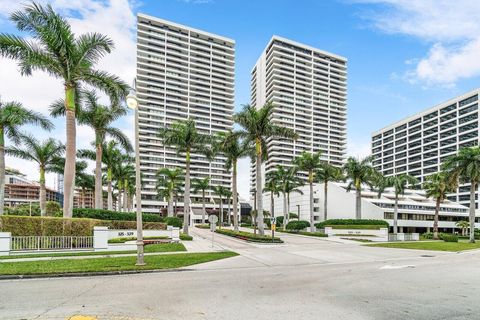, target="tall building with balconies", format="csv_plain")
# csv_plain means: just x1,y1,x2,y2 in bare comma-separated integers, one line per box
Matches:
250,36,347,221
371,89,480,209
136,14,235,221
